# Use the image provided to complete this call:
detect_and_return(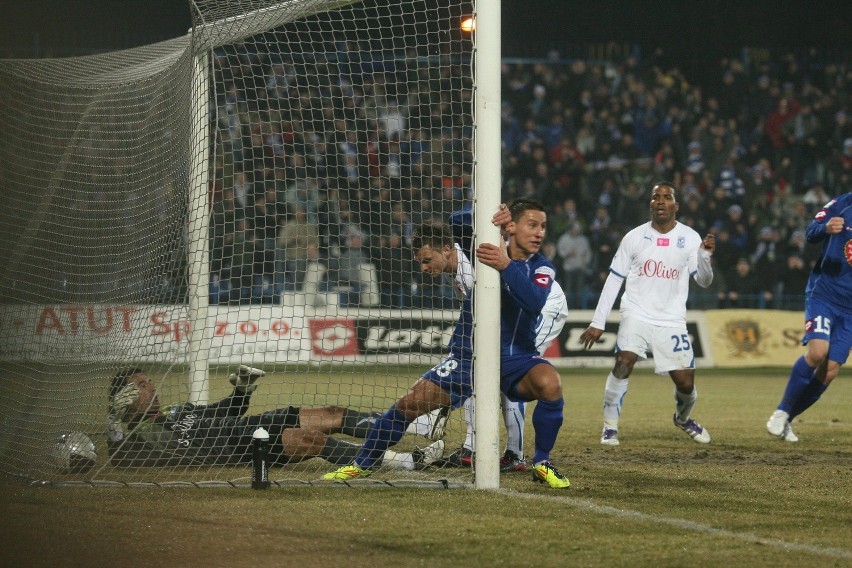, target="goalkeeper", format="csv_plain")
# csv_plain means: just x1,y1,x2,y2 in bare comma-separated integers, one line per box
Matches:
107,366,445,470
